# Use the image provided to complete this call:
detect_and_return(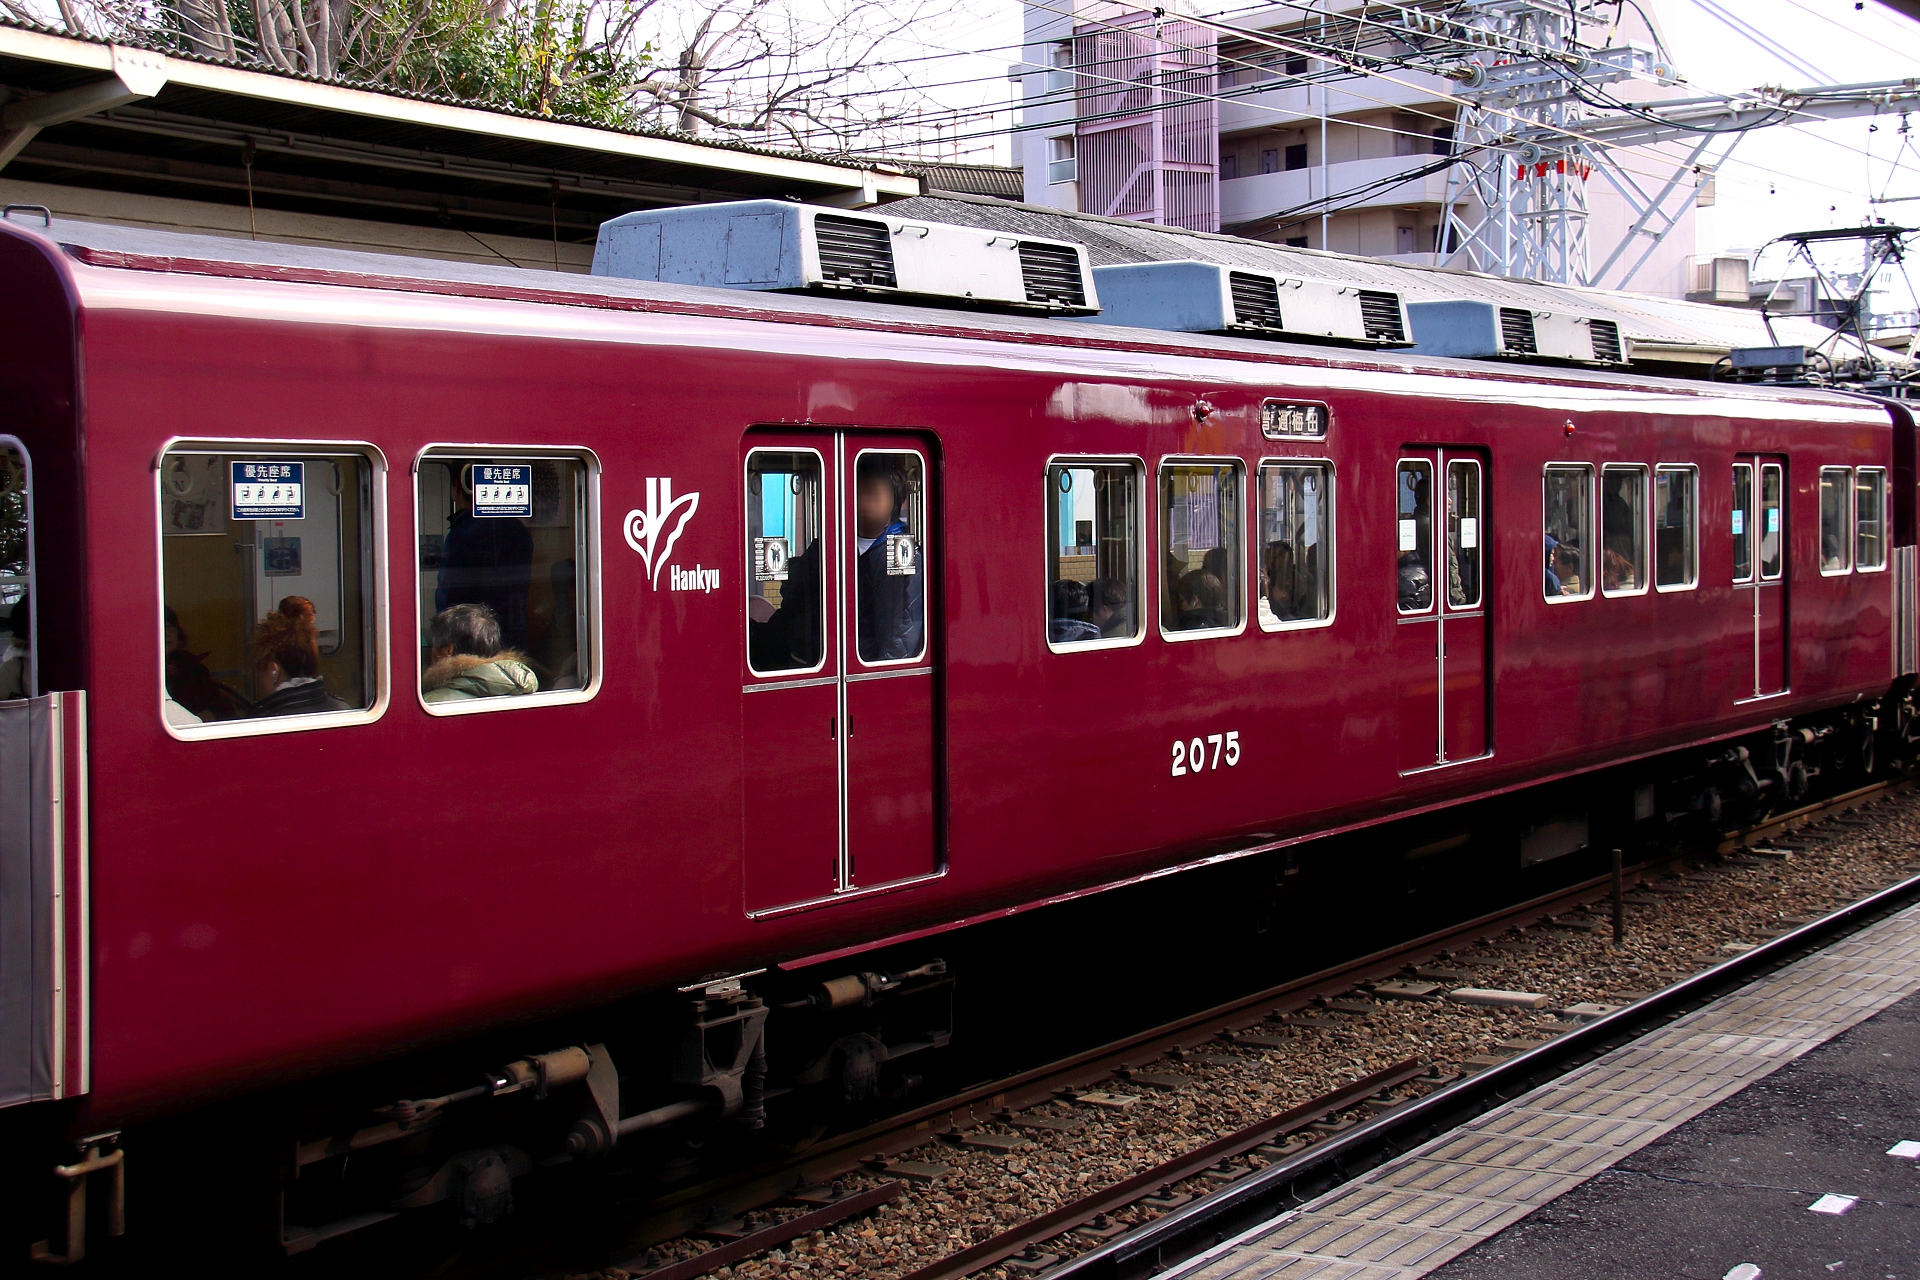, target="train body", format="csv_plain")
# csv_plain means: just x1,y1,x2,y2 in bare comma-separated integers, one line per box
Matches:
0,214,1915,1250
